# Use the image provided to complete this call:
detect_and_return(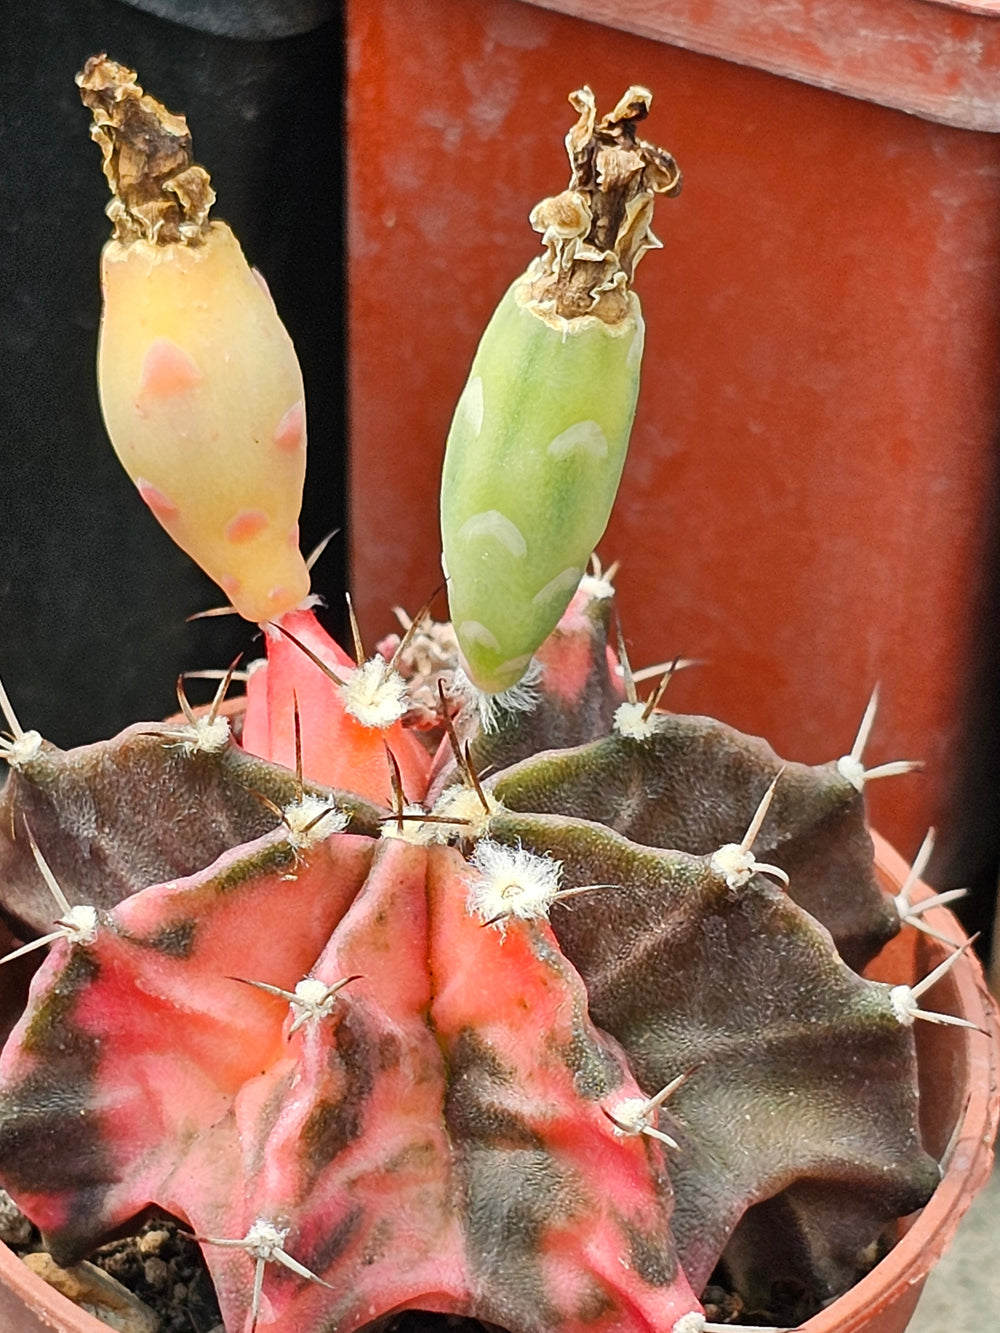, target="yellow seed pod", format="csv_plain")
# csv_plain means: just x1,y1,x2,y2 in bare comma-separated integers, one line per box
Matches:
79,56,310,624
